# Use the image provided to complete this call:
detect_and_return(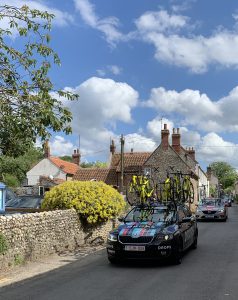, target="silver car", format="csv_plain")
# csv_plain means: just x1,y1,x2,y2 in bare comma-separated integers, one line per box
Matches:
196,198,228,221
